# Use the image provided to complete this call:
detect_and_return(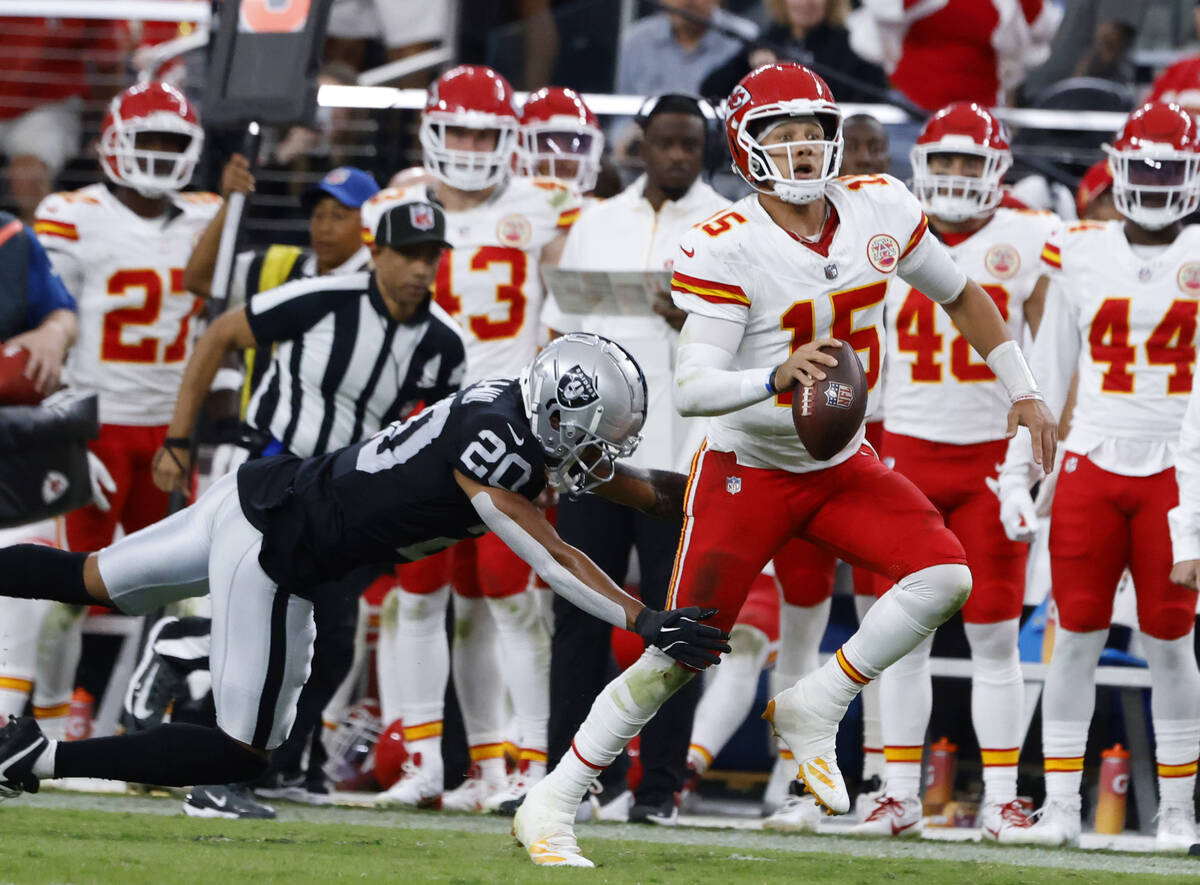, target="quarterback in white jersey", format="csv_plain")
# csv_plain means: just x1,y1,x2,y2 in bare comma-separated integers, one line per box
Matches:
33,83,217,553
862,103,1061,841
364,65,579,814
999,102,1200,853
514,63,1057,869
